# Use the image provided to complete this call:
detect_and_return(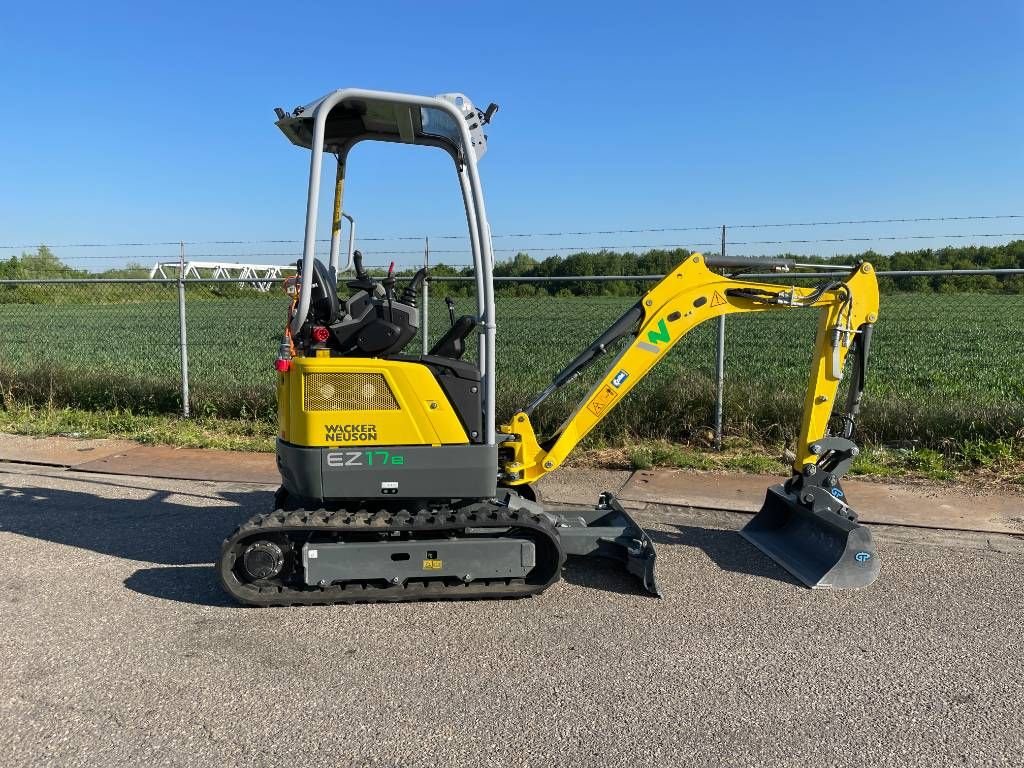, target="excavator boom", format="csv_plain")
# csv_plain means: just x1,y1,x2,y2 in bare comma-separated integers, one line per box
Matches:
500,253,881,589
